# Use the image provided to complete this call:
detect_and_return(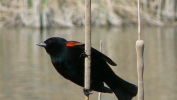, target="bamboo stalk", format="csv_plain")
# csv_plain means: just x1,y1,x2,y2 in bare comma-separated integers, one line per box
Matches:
136,0,144,100
84,0,91,100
